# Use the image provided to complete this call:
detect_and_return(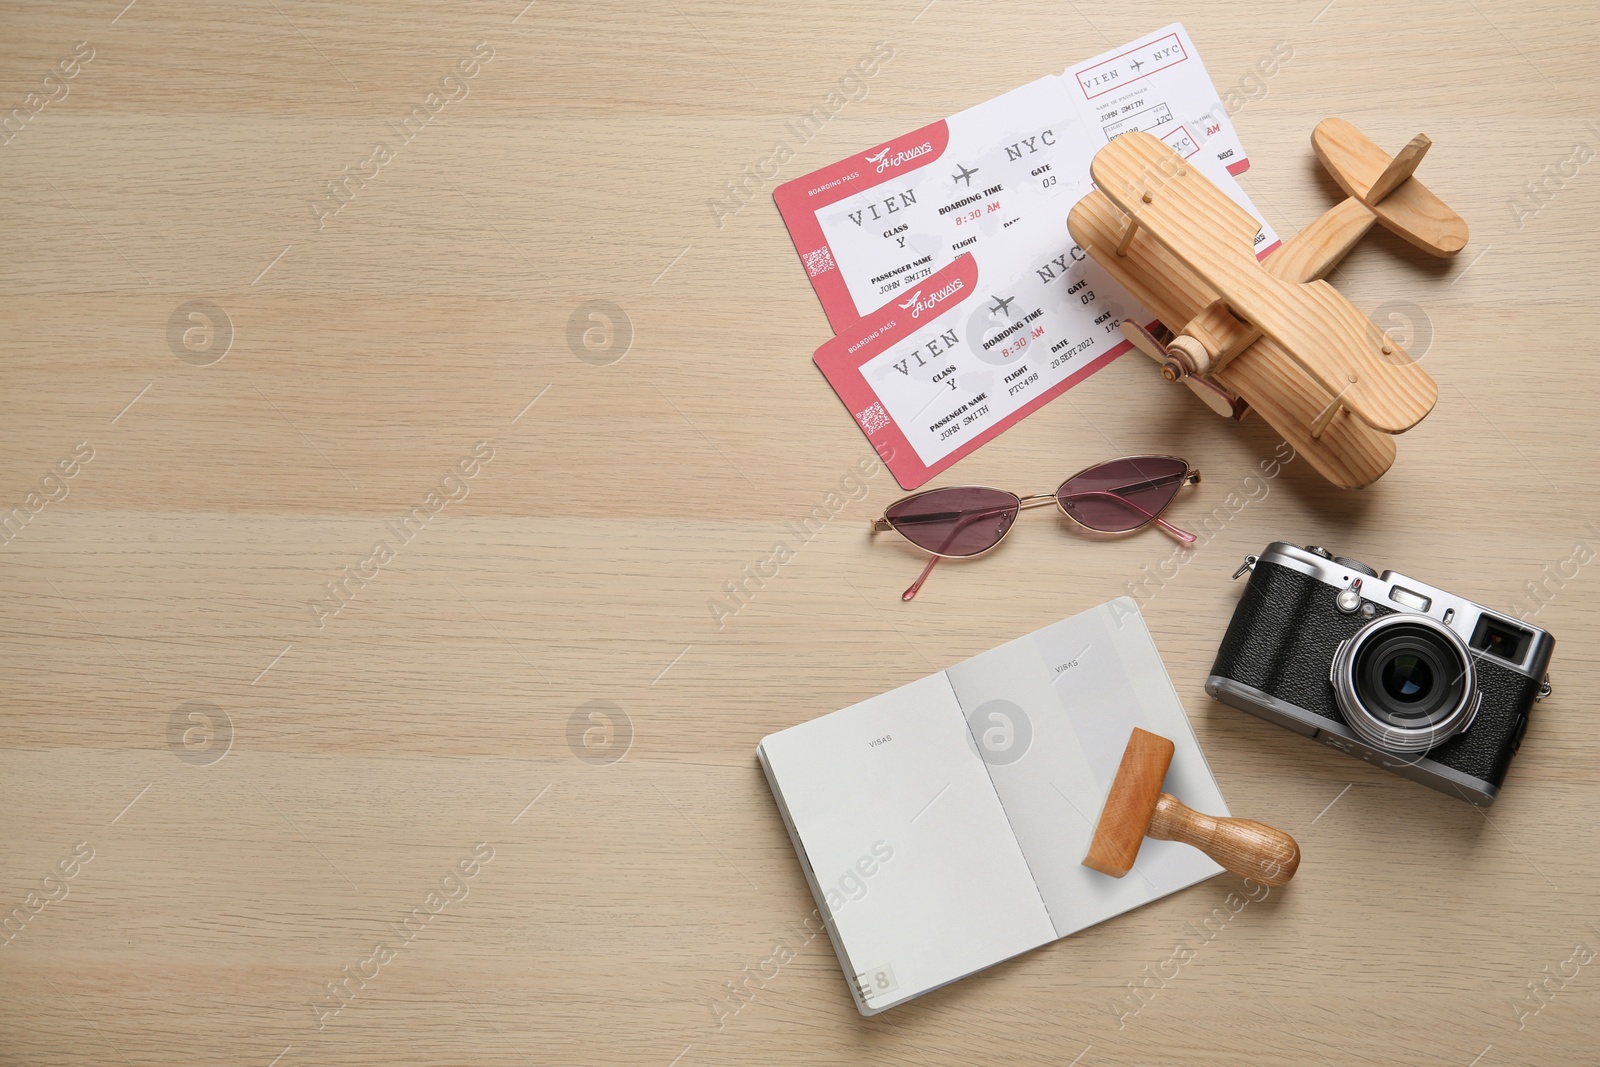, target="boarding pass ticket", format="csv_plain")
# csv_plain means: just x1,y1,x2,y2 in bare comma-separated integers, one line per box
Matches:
814,148,1278,489
776,23,1255,331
